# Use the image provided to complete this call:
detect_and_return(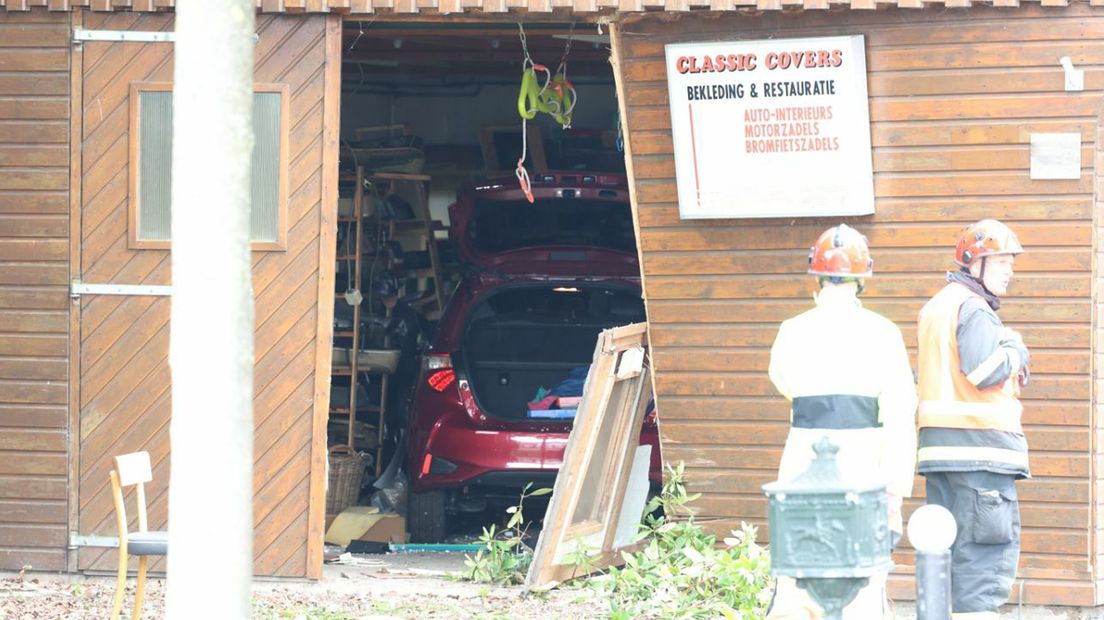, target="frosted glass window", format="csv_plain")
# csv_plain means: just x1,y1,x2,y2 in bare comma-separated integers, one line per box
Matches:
138,91,173,241
251,92,281,242
135,90,284,245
